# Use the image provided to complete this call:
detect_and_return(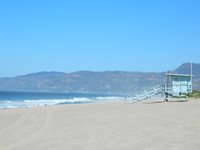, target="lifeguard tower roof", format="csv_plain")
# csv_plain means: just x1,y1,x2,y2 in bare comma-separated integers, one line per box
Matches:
166,73,193,77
